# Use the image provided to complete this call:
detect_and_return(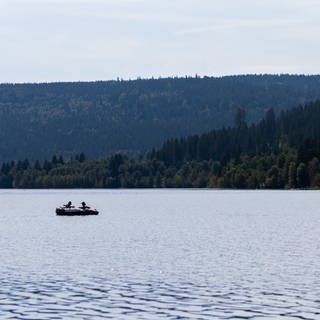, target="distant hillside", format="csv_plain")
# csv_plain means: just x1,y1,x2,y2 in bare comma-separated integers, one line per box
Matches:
151,101,320,167
2,101,320,189
1,74,320,161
